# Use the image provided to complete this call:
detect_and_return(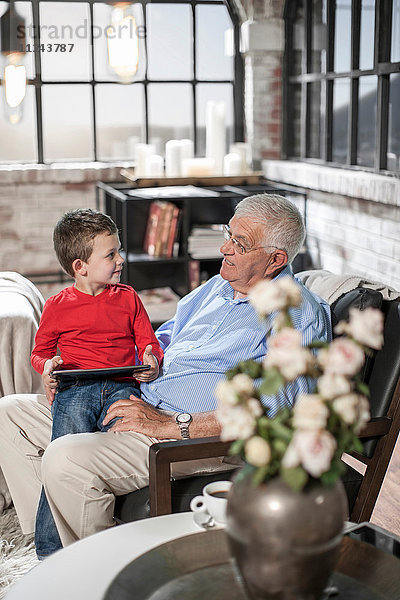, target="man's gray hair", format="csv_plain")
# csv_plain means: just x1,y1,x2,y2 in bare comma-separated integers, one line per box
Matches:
234,193,306,264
